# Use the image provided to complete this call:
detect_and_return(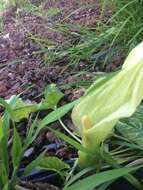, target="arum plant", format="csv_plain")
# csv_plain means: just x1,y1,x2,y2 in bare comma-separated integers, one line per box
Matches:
71,41,143,169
